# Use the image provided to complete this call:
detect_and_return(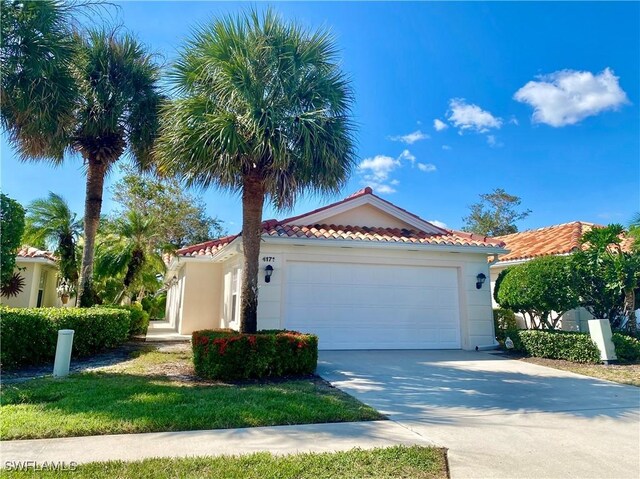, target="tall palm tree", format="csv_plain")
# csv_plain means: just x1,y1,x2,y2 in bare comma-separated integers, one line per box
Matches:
71,30,162,305
2,8,163,306
23,192,83,289
94,210,165,303
155,10,355,333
